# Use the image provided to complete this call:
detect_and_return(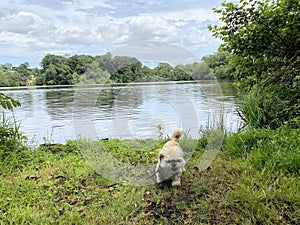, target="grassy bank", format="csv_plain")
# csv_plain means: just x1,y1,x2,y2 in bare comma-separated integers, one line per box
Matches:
0,126,299,224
